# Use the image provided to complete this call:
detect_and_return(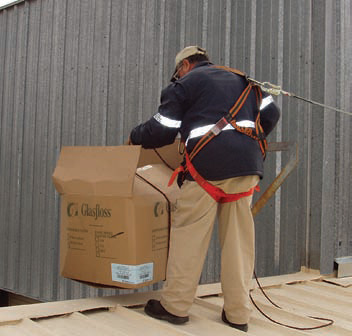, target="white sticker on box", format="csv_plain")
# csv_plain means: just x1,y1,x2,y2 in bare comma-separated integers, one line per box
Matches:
136,165,152,172
111,263,154,284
